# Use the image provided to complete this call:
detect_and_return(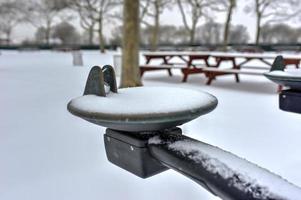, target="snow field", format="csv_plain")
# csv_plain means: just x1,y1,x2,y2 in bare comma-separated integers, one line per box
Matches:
1,50,301,200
